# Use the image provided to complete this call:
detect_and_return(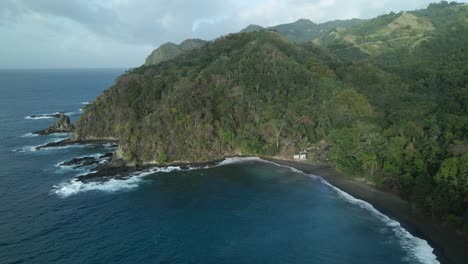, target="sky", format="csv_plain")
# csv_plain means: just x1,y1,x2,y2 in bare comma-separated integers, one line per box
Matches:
0,0,463,69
